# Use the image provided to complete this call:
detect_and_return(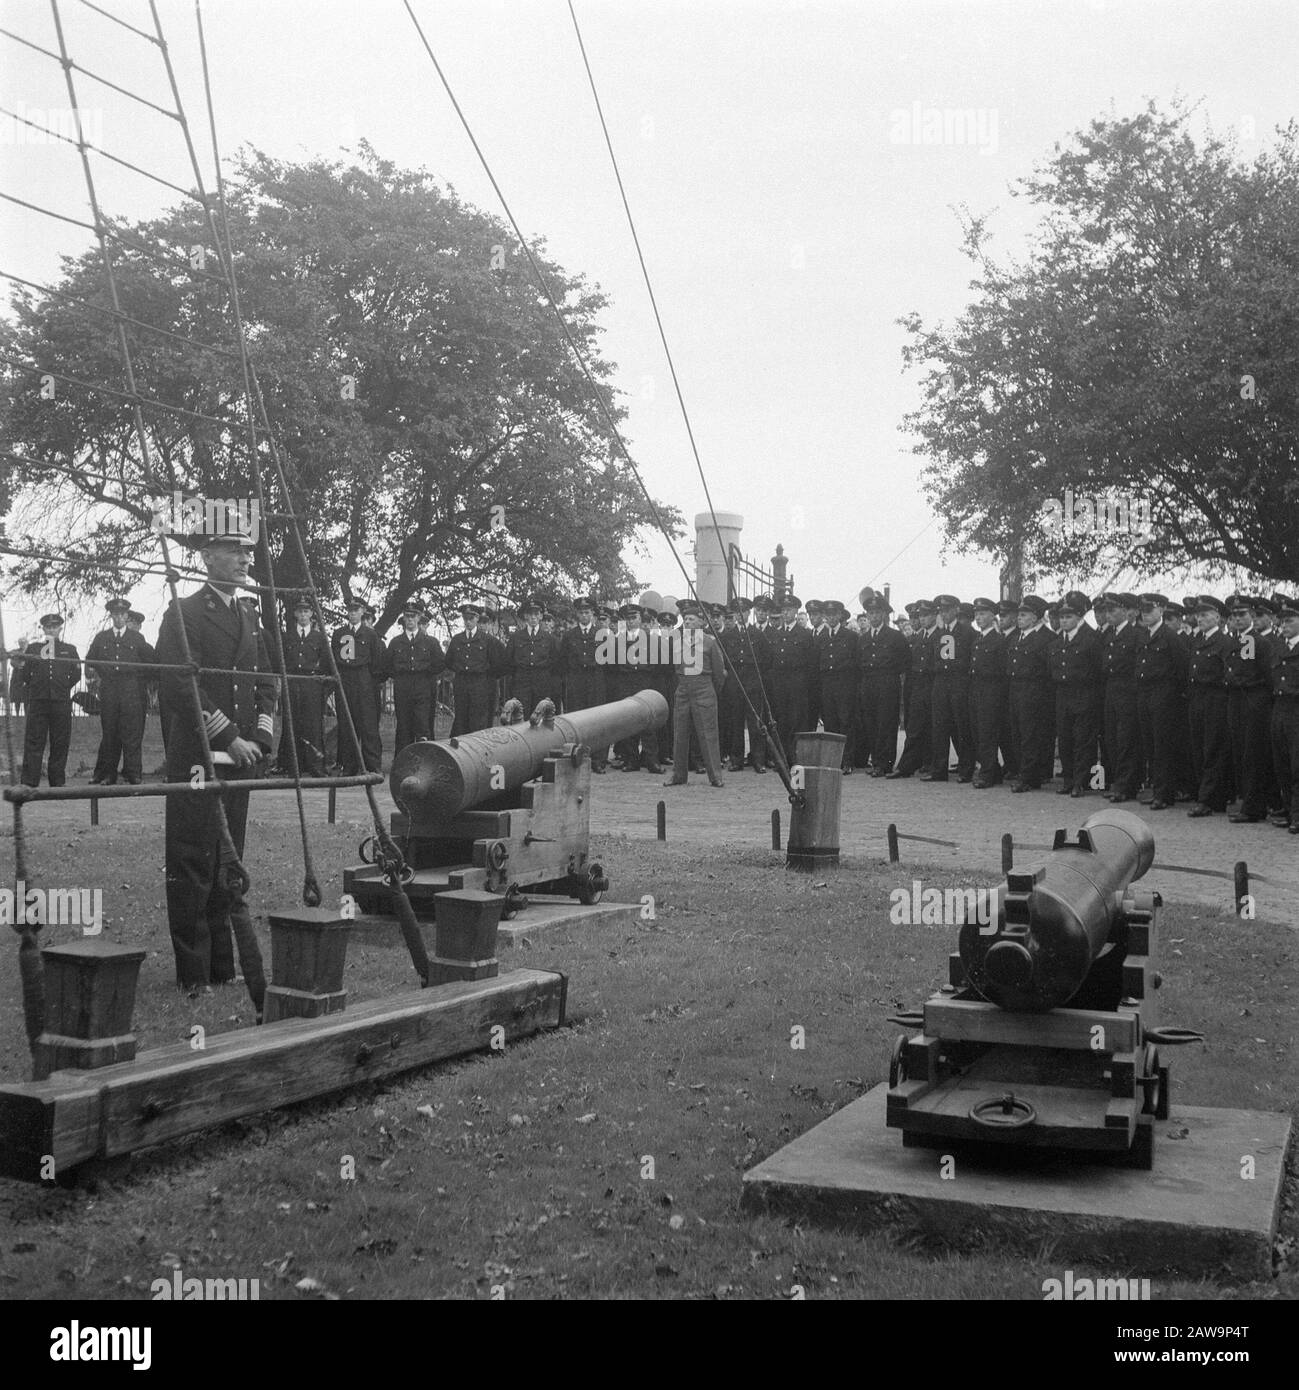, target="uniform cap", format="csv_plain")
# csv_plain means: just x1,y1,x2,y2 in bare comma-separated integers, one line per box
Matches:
1137,593,1168,609
972,596,998,613
779,593,802,609
911,599,937,616
1116,592,1140,609
458,601,483,616
996,599,1019,616
1276,595,1299,618
178,501,257,550
1058,593,1088,617
573,595,597,611
657,610,679,625
292,596,313,611
619,602,645,620
957,602,975,622
127,610,145,623
519,596,543,615
677,599,702,617
1017,595,1048,618
934,593,960,609
728,596,753,613
106,596,131,614
39,613,64,628
401,602,425,618
1194,595,1226,617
